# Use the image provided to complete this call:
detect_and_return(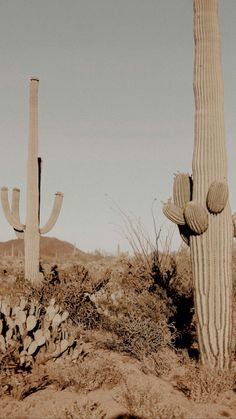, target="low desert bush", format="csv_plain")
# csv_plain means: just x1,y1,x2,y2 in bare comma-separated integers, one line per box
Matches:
176,361,235,402
141,347,180,378
88,271,175,359
115,380,187,419
25,264,109,330
50,356,122,394
46,401,105,419
0,362,52,400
